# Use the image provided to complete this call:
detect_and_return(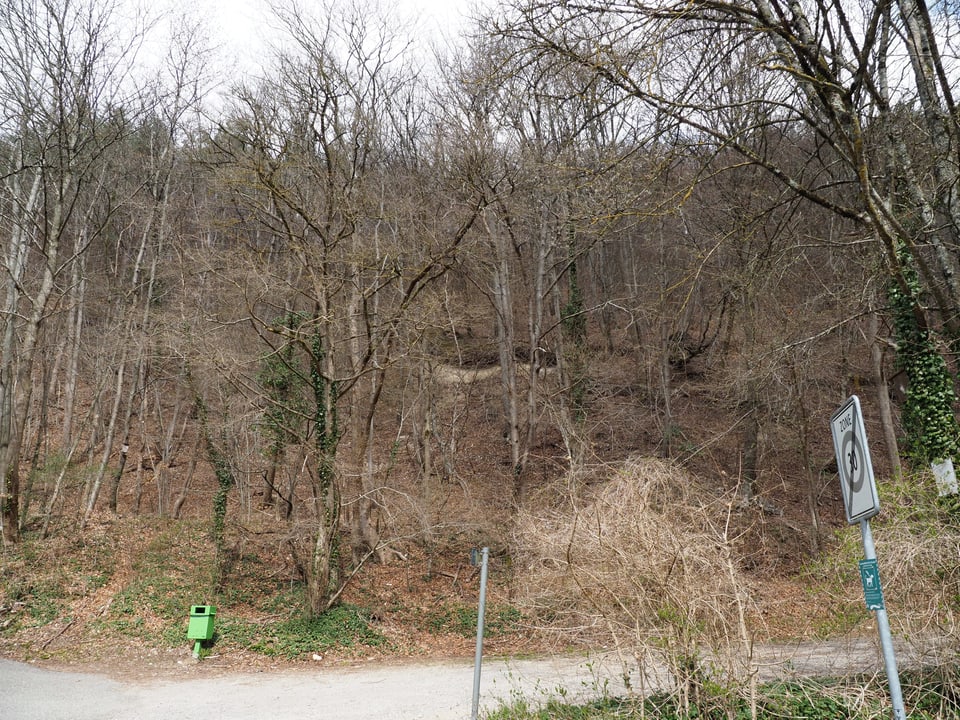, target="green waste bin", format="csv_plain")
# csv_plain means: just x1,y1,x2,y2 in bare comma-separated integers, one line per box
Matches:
187,605,216,657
